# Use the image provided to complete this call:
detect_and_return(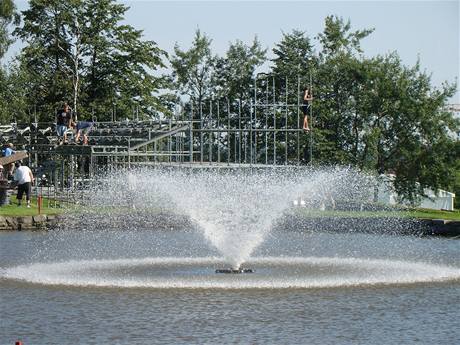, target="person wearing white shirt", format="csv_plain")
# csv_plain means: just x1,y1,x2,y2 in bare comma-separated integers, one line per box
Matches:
13,161,34,208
